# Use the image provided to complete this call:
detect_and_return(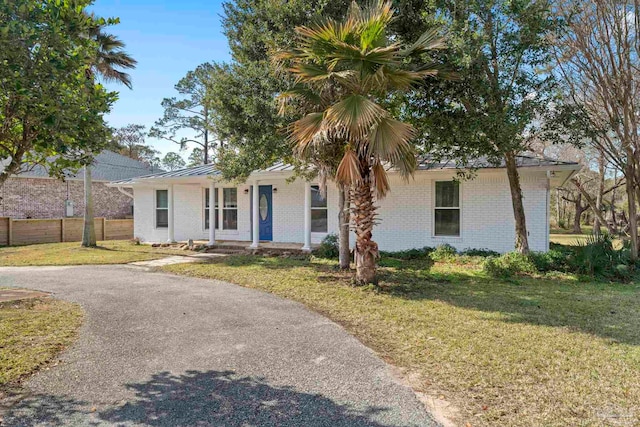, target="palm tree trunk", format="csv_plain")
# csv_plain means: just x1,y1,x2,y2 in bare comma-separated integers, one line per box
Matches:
338,184,351,270
82,165,96,247
505,151,529,254
352,169,378,285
